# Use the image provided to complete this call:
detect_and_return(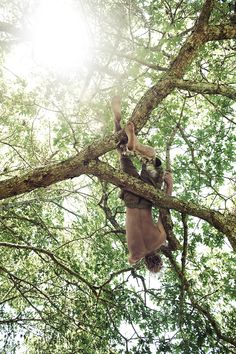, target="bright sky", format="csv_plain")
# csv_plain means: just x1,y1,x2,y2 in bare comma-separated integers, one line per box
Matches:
31,0,91,70
4,0,91,76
